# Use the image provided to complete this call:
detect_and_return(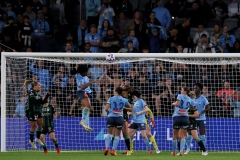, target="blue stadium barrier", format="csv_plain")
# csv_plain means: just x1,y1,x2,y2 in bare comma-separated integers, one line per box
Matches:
1,117,240,151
